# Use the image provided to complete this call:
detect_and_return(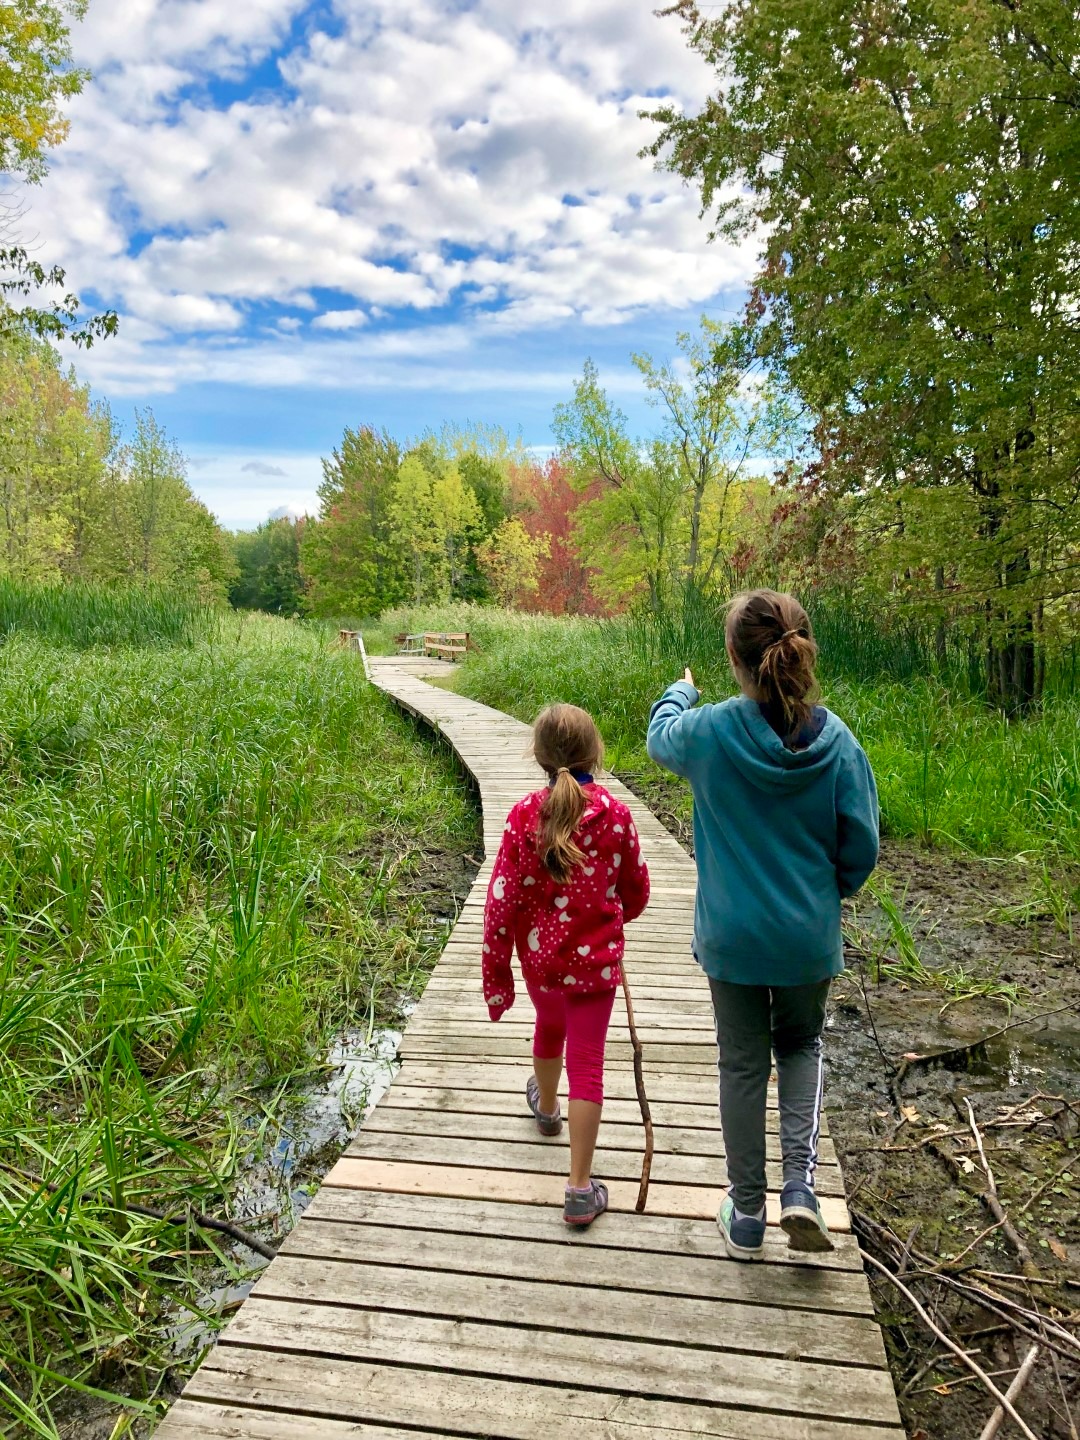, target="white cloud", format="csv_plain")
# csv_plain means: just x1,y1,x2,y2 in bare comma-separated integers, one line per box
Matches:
311,308,368,330
24,1,754,393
